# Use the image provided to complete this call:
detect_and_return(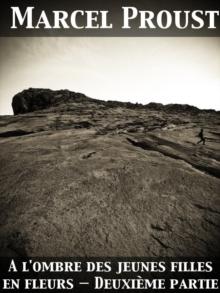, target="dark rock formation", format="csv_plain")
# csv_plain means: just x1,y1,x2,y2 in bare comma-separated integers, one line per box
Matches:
0,88,219,257
12,88,89,115
12,88,216,115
